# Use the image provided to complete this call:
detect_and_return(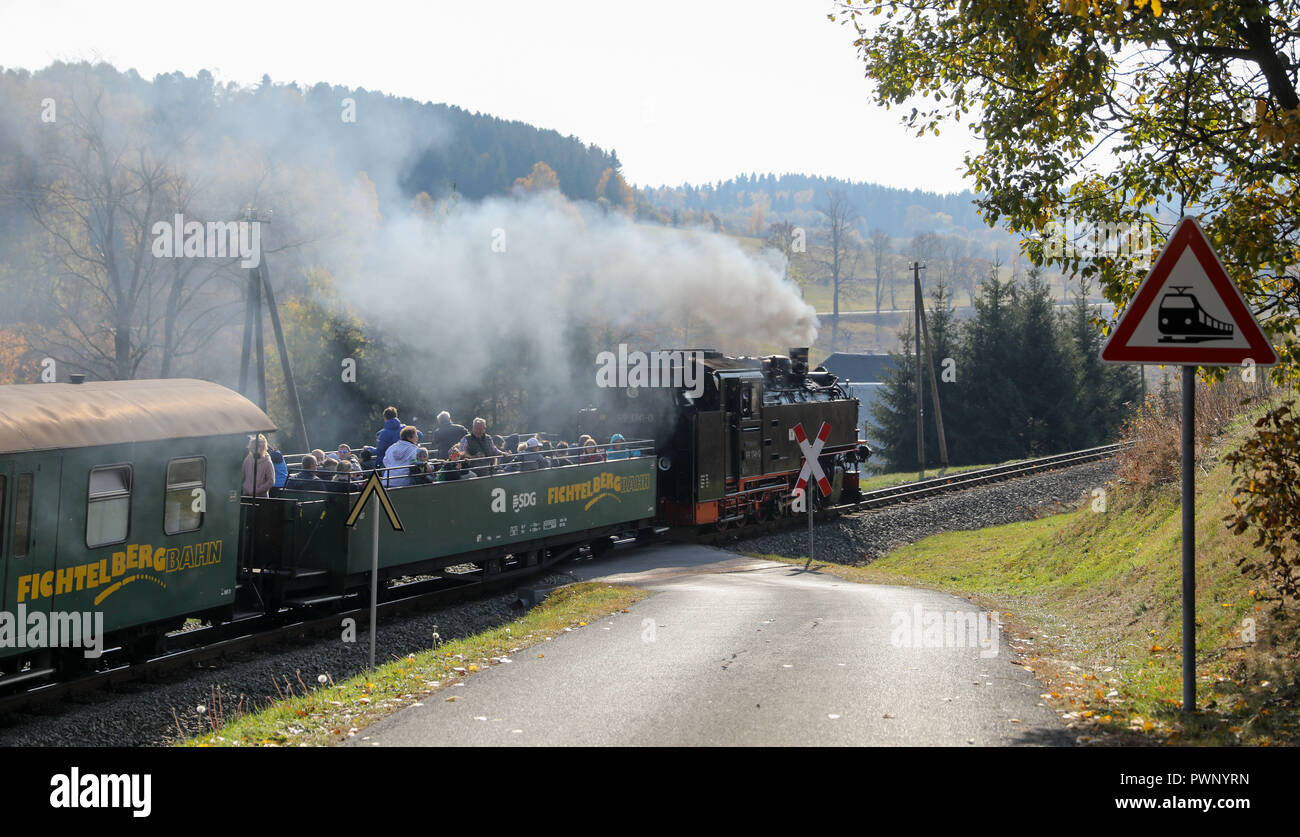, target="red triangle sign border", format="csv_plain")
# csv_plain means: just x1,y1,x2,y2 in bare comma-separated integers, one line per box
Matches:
1100,216,1277,366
